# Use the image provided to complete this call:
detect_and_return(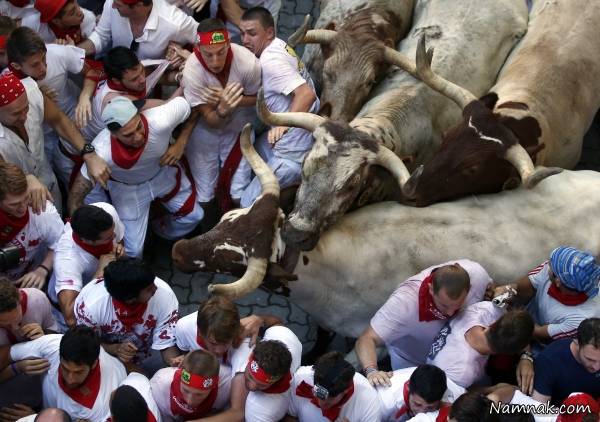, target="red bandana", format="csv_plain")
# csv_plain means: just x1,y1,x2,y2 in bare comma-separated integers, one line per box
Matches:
418,274,450,322
72,232,113,259
198,30,229,46
0,36,7,50
48,22,83,44
106,79,146,100
246,354,292,394
169,369,219,420
58,361,102,409
4,290,28,344
0,207,29,245
0,72,26,106
394,381,411,419
112,298,148,330
8,0,29,7
295,381,355,422
193,46,233,88
110,114,148,169
548,283,588,306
